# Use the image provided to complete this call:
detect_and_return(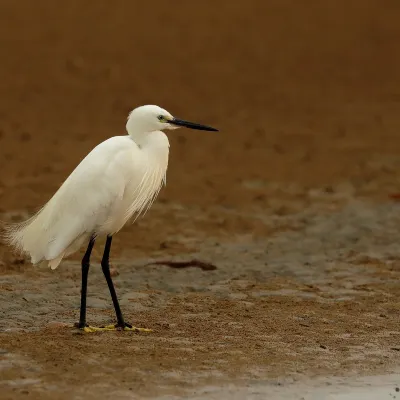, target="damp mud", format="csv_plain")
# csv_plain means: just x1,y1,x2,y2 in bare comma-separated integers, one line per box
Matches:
2,200,400,399
1,1,400,399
